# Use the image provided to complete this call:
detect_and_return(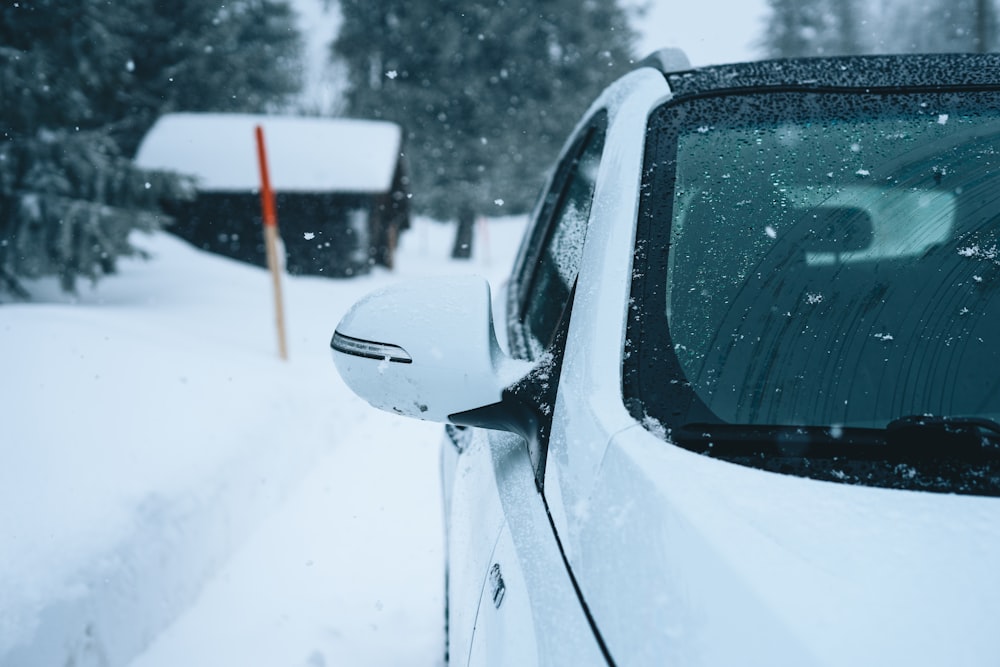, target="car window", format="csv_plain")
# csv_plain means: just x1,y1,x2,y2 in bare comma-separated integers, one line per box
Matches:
625,87,1000,494
518,118,607,359
631,88,1000,429
624,88,1000,495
